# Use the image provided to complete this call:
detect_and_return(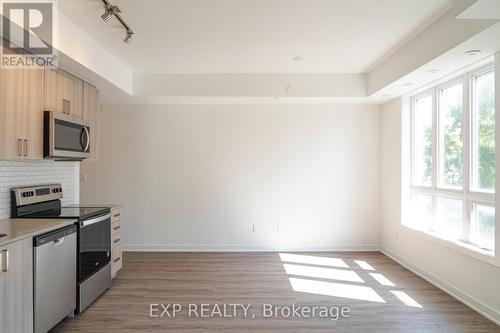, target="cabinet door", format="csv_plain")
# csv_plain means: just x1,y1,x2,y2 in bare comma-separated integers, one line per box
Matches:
44,69,83,118
82,82,100,161
22,67,45,159
69,73,83,118
0,68,24,160
0,238,34,333
44,68,64,114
